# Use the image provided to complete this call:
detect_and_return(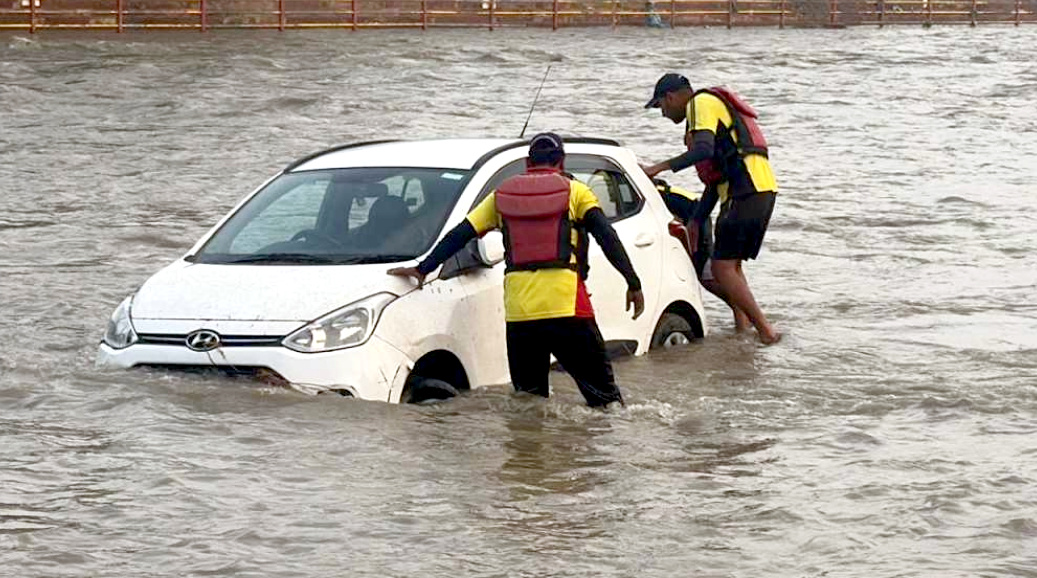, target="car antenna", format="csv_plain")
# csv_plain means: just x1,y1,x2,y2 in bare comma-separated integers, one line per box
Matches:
519,65,551,139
